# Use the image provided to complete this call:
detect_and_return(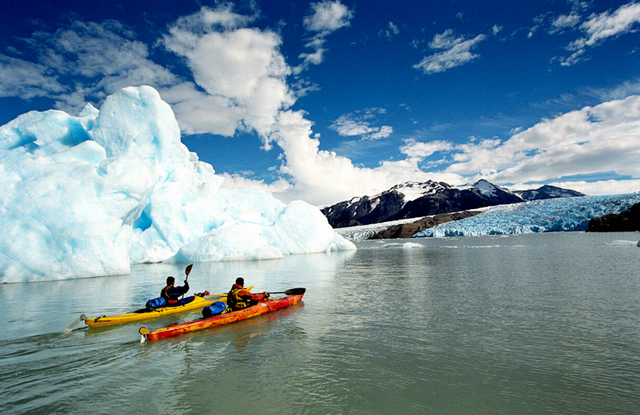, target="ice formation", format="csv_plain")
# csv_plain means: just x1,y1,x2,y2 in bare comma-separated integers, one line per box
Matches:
0,86,355,283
